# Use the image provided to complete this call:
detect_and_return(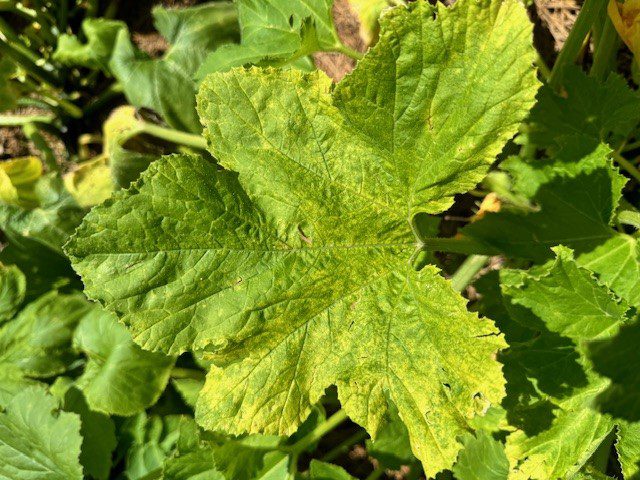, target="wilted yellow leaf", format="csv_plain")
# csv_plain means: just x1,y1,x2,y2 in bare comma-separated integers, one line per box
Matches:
609,0,640,58
0,157,42,208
